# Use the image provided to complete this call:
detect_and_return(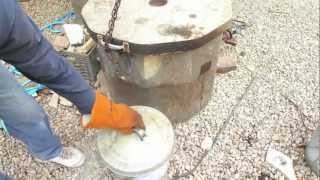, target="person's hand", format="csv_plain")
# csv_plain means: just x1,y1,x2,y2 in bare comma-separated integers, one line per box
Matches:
81,91,145,134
